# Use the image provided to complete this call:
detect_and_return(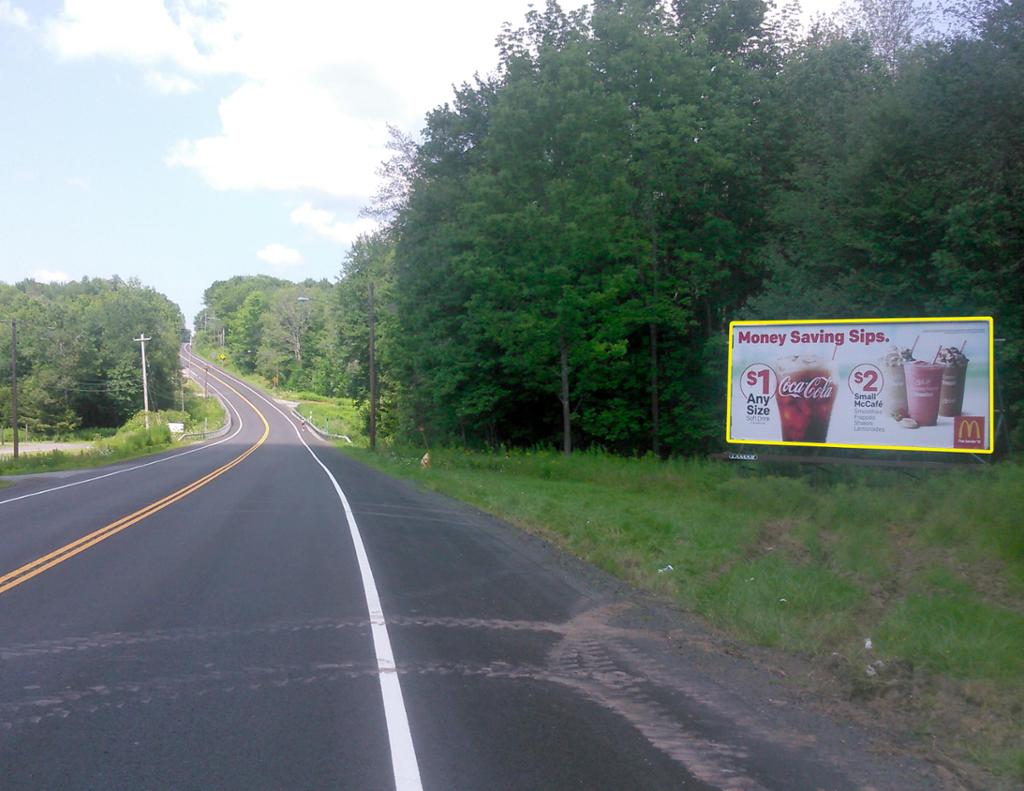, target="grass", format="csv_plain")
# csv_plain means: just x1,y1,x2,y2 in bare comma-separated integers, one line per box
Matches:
0,426,117,445
342,445,1024,786
876,591,1024,682
52,427,119,442
697,554,865,650
0,422,174,476
0,383,225,476
182,380,227,434
295,400,363,443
